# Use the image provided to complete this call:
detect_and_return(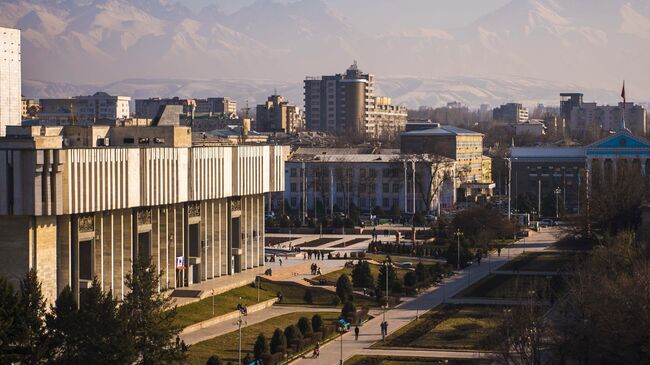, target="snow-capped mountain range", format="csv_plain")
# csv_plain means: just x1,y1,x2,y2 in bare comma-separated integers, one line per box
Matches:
2,0,648,107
